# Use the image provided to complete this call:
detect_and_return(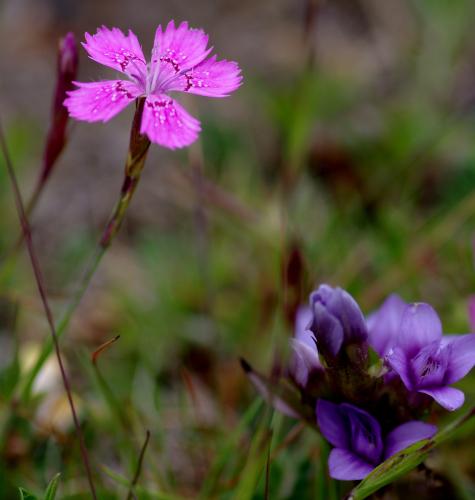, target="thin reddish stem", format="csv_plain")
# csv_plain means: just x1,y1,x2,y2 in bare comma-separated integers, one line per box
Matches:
92,335,120,365
126,430,151,500
0,120,97,499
